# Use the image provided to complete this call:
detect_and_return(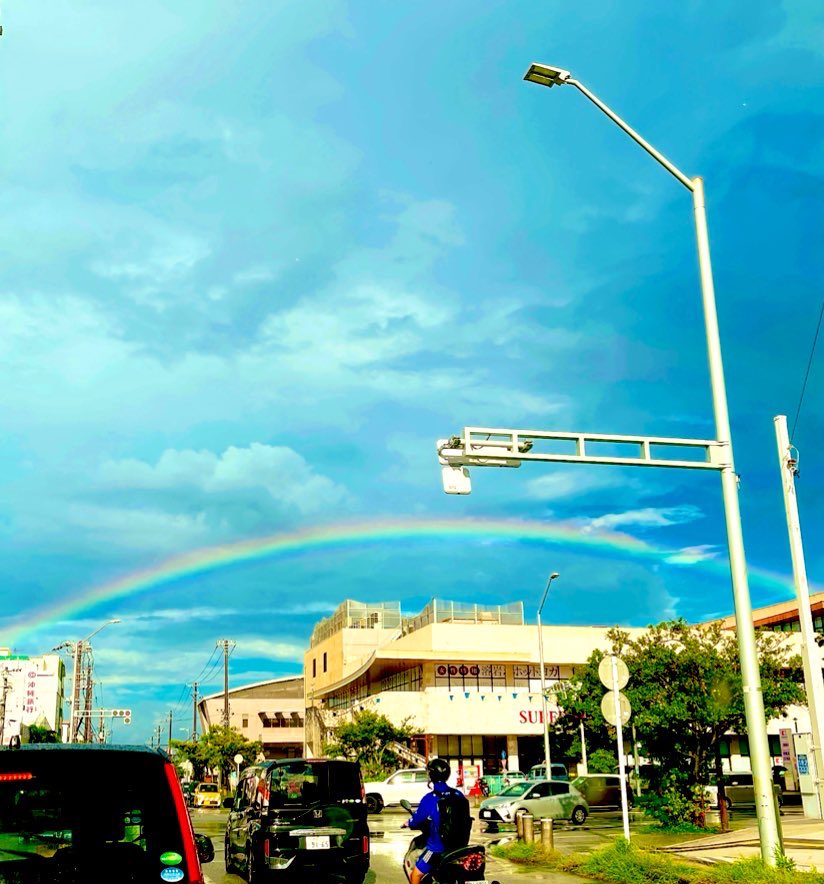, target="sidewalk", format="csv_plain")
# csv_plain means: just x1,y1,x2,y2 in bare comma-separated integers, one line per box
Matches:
661,817,824,871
